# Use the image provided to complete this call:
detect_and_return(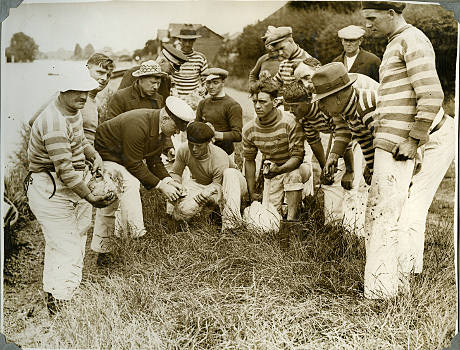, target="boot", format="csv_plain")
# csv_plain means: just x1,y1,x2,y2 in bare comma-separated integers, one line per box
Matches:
96,252,111,267
278,219,302,250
